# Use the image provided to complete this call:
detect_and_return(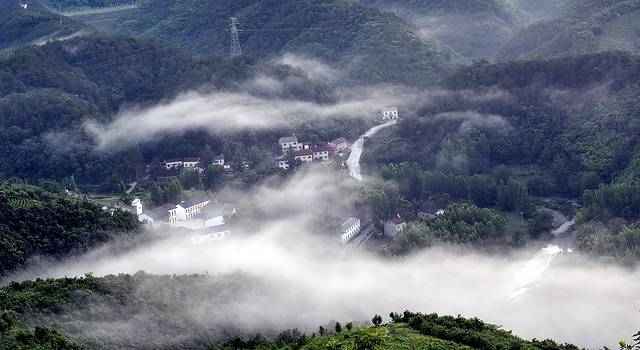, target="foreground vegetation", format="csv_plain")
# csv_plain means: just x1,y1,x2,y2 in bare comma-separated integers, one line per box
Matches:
0,274,589,350
0,181,140,277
